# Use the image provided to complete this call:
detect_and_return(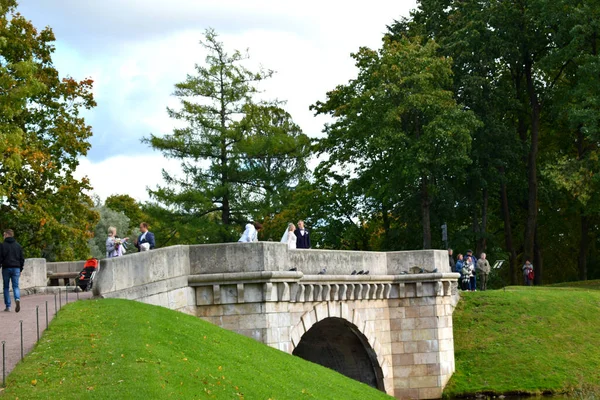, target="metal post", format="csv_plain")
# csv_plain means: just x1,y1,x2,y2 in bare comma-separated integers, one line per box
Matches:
76,287,79,300
66,288,68,304
54,293,57,314
2,341,5,387
45,301,49,330
36,306,40,341
20,320,24,360
59,288,62,309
